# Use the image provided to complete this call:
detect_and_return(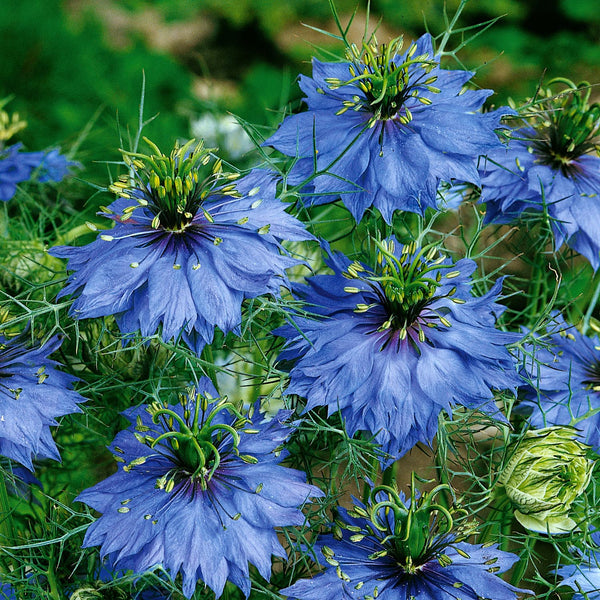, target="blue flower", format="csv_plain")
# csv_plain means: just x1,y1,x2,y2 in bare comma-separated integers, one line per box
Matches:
556,532,600,599
0,331,85,470
76,378,323,599
0,143,34,201
282,483,530,600
0,583,15,600
558,561,600,600
275,237,520,463
520,315,600,452
25,148,79,183
480,80,600,269
0,143,77,201
51,139,311,355
265,33,512,223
